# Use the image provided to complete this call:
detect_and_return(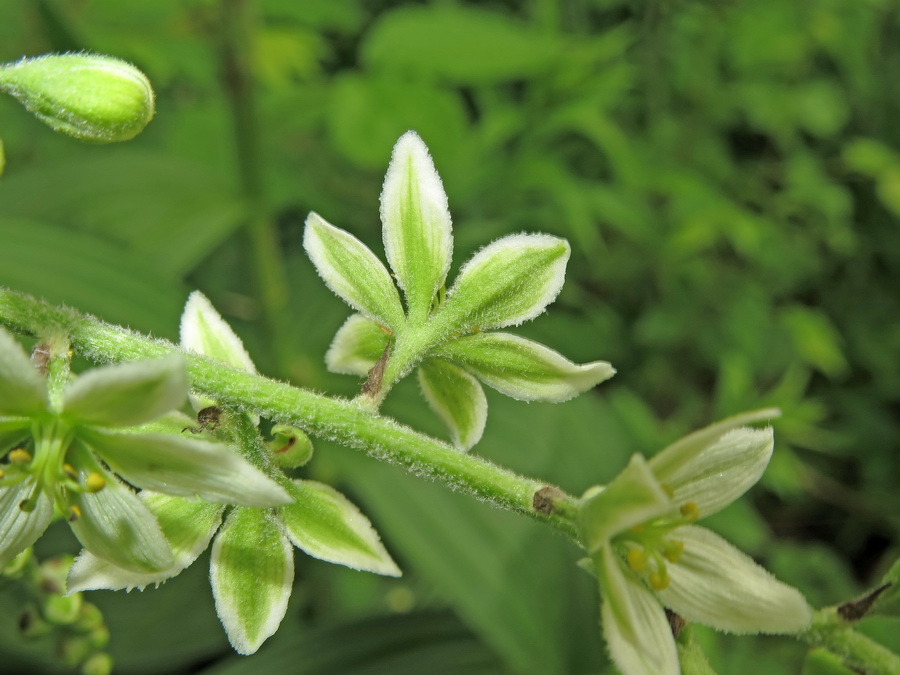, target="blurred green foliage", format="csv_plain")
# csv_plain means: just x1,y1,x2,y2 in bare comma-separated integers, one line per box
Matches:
0,0,898,673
